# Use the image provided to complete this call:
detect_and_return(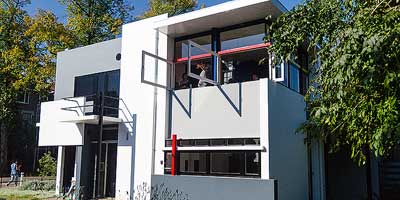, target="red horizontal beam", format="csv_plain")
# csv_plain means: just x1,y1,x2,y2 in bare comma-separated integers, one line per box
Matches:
218,42,271,55
176,53,212,63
